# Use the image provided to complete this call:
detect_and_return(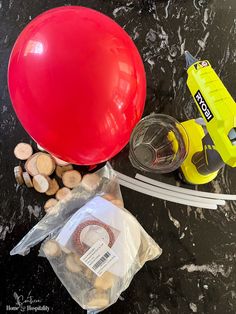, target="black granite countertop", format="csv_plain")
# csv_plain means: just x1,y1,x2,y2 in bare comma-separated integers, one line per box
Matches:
1,1,236,313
